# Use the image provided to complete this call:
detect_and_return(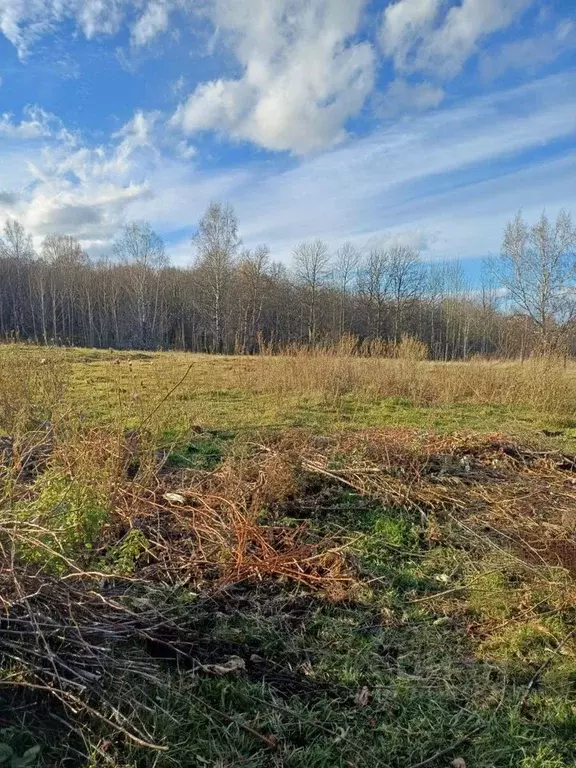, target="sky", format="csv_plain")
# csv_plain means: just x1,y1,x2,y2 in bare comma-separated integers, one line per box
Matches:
0,0,575,281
